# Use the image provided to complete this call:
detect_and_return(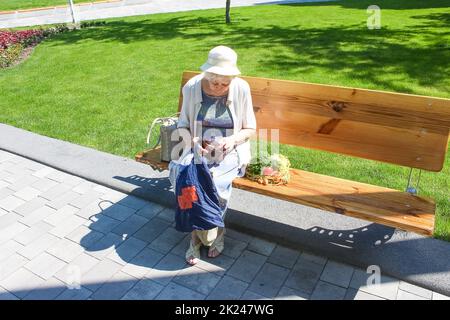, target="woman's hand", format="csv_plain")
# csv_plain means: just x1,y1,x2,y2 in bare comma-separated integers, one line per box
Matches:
216,136,236,153
192,137,208,156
